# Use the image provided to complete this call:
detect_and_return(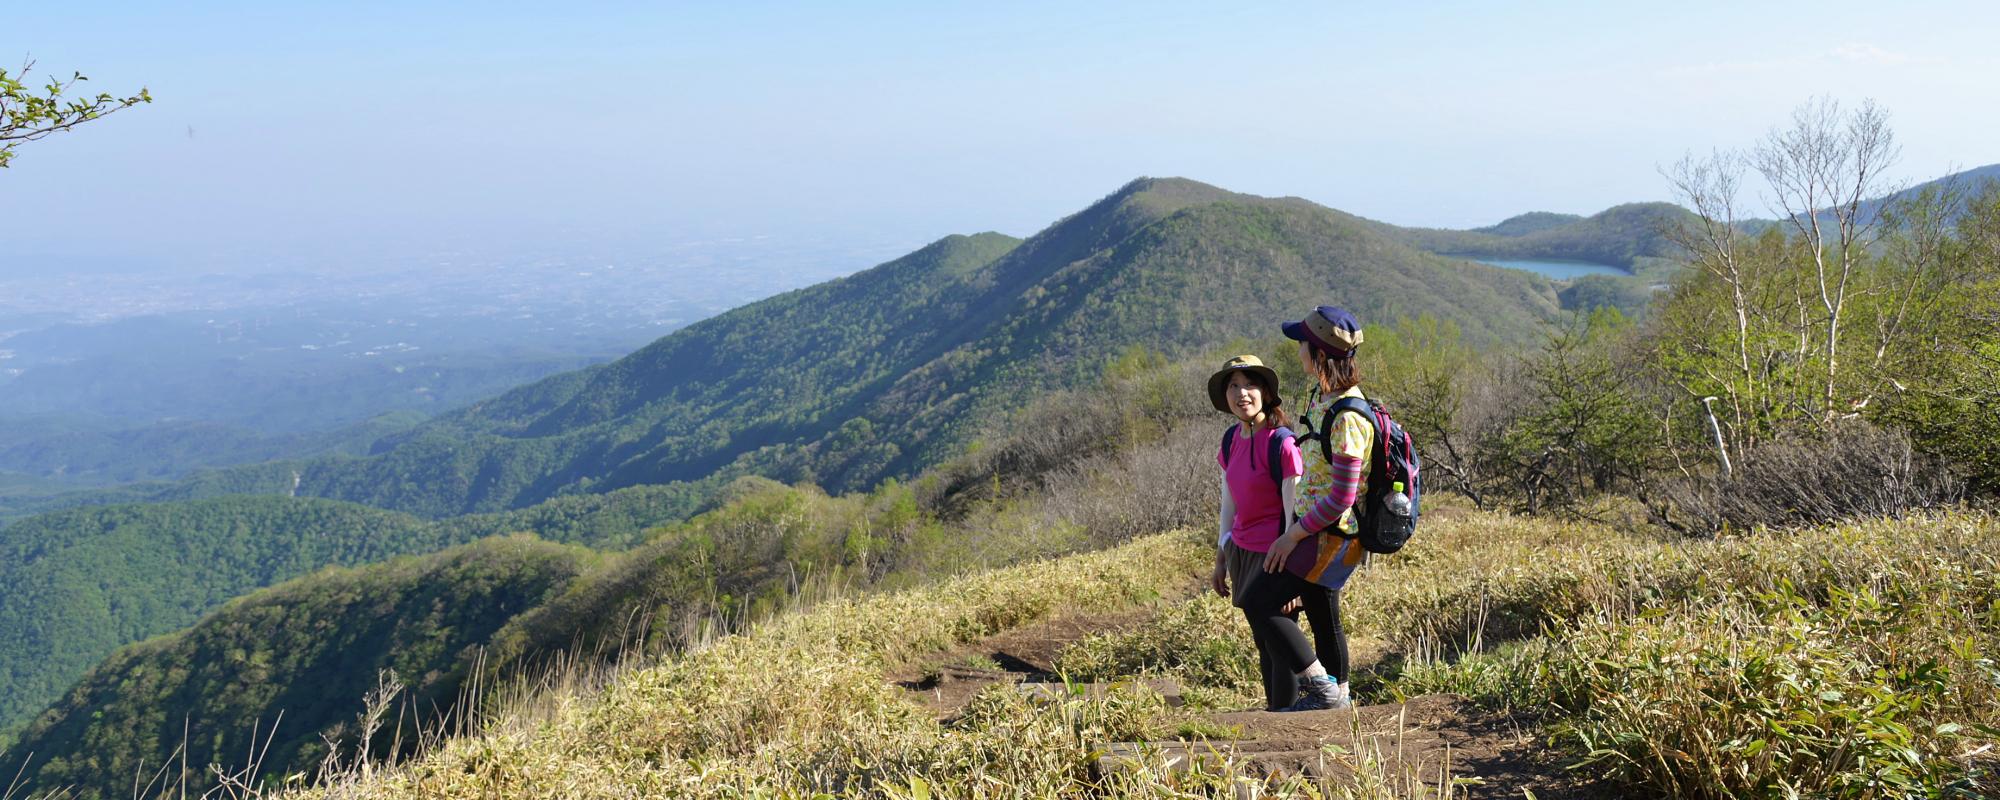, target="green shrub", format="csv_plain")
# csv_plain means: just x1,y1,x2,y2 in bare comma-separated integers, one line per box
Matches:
1550,579,1998,799
1534,517,2000,798
1382,640,1554,710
